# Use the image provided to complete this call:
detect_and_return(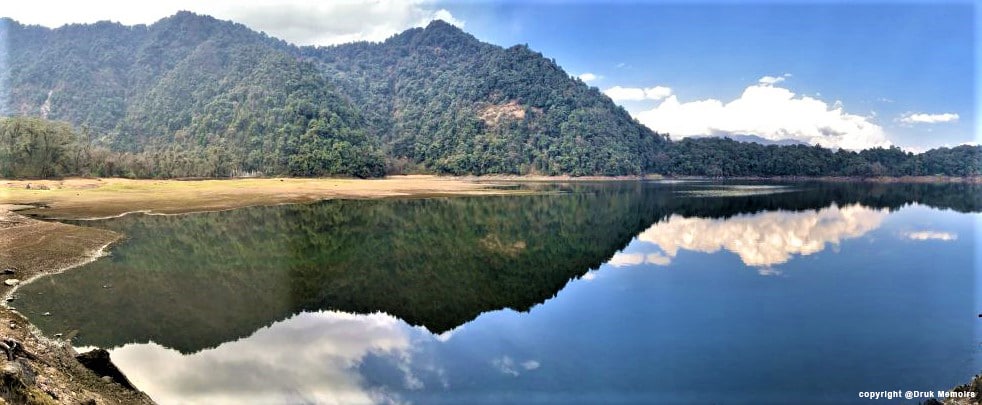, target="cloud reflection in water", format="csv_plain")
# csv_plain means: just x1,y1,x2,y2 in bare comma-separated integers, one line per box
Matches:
110,311,425,405
609,204,890,271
